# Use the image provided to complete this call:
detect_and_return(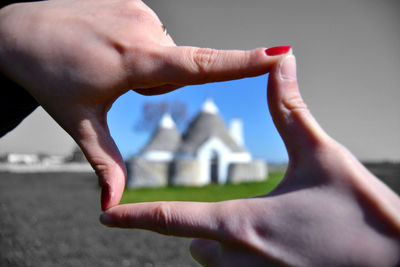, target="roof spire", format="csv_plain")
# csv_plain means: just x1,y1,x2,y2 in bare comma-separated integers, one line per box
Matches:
201,97,219,114
159,113,176,129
